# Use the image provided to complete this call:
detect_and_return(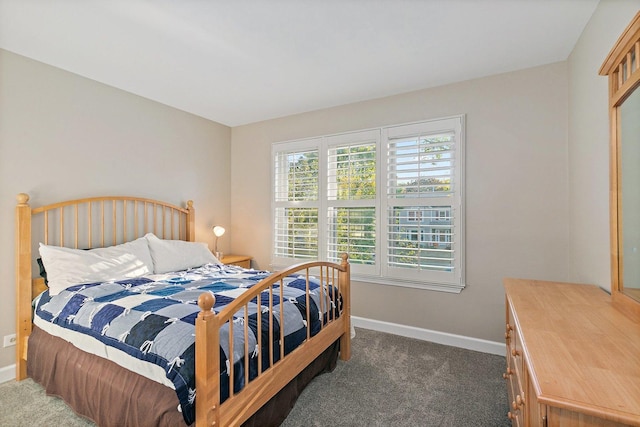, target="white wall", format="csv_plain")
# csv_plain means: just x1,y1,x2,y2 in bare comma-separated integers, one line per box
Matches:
0,49,232,369
567,0,640,287
231,62,570,343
